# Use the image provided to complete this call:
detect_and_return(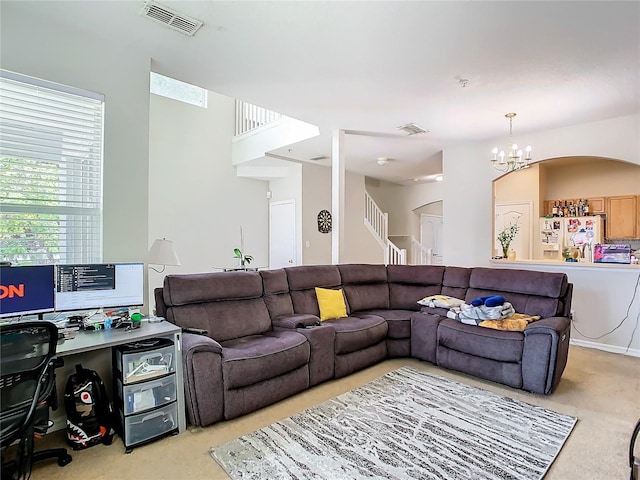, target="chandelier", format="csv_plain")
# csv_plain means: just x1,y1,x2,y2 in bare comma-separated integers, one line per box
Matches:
490,113,532,172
